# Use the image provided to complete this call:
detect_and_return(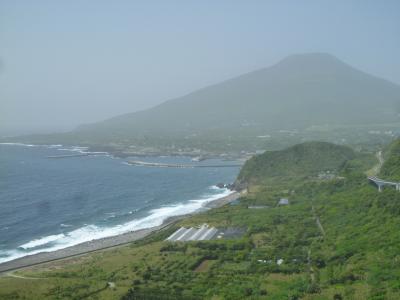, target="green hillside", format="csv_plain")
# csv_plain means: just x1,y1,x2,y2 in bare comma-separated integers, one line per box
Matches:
3,141,400,299
236,141,357,186
380,138,400,181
